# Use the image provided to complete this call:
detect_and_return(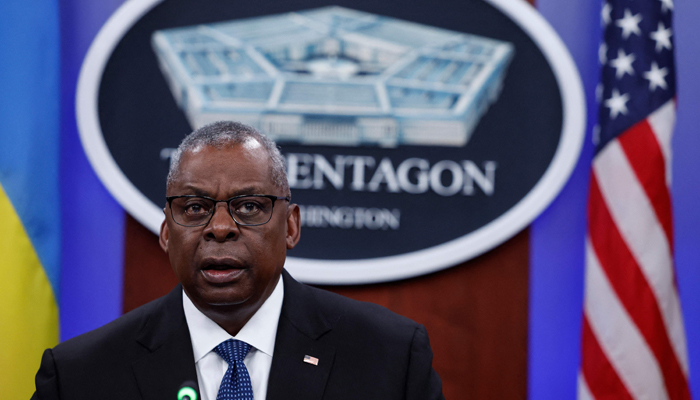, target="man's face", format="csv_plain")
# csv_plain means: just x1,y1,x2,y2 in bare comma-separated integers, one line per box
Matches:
159,141,299,314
